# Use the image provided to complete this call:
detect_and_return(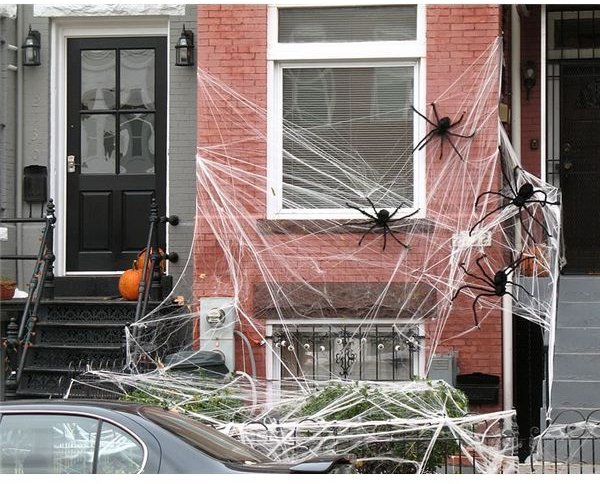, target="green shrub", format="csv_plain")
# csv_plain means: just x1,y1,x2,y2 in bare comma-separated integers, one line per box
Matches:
293,381,468,473
122,387,250,423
